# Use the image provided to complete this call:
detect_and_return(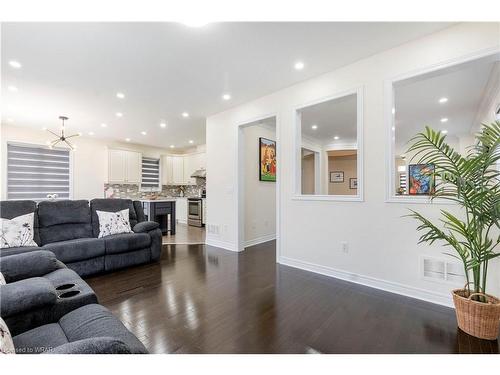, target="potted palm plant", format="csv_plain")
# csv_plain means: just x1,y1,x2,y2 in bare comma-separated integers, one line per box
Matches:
406,121,500,340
